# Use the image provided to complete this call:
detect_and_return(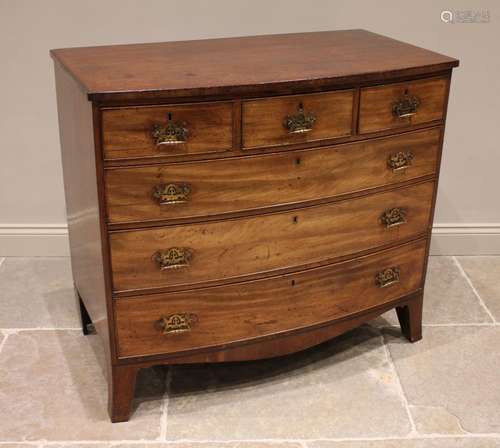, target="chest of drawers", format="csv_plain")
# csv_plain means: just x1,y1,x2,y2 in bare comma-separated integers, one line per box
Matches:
51,30,458,422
